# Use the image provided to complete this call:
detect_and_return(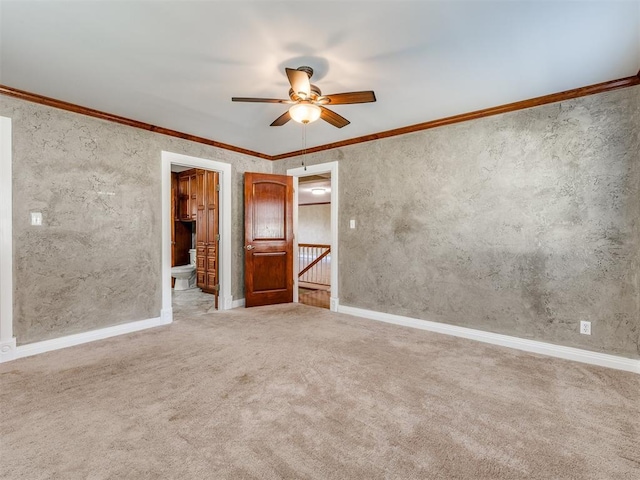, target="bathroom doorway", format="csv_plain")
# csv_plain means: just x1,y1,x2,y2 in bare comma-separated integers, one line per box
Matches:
170,166,220,307
161,152,233,323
